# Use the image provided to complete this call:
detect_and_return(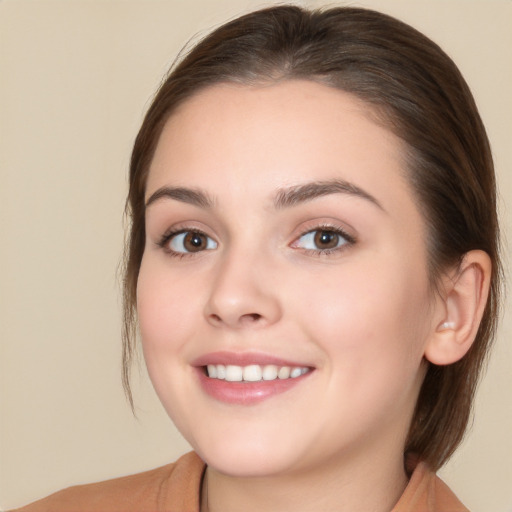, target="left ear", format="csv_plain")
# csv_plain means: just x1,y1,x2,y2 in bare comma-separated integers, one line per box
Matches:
425,250,492,366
